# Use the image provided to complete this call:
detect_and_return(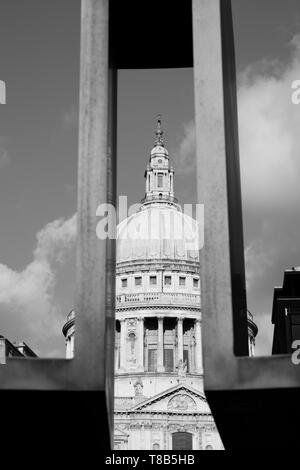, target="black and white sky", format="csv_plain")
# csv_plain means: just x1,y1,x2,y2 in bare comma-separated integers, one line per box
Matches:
0,0,300,356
